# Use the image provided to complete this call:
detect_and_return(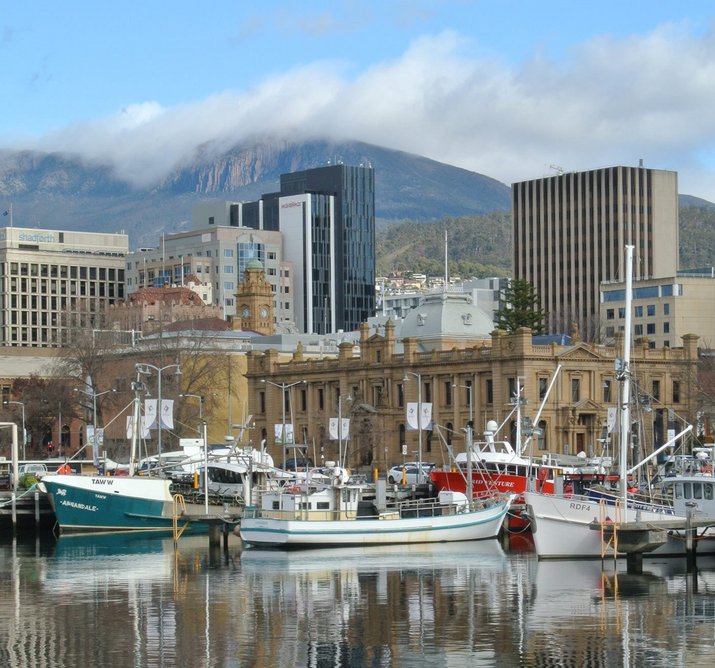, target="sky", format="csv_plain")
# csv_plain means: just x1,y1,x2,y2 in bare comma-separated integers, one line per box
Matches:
3,1,715,200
